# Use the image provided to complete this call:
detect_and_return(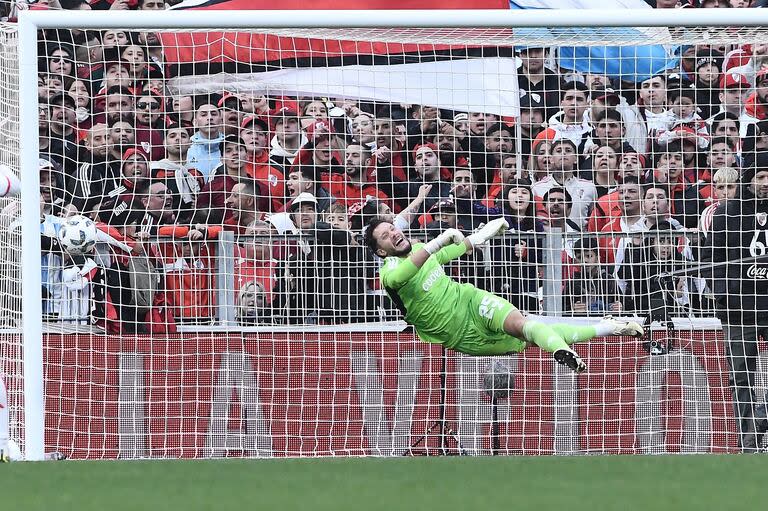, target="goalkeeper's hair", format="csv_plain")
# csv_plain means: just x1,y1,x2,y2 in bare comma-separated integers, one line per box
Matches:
364,217,389,257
